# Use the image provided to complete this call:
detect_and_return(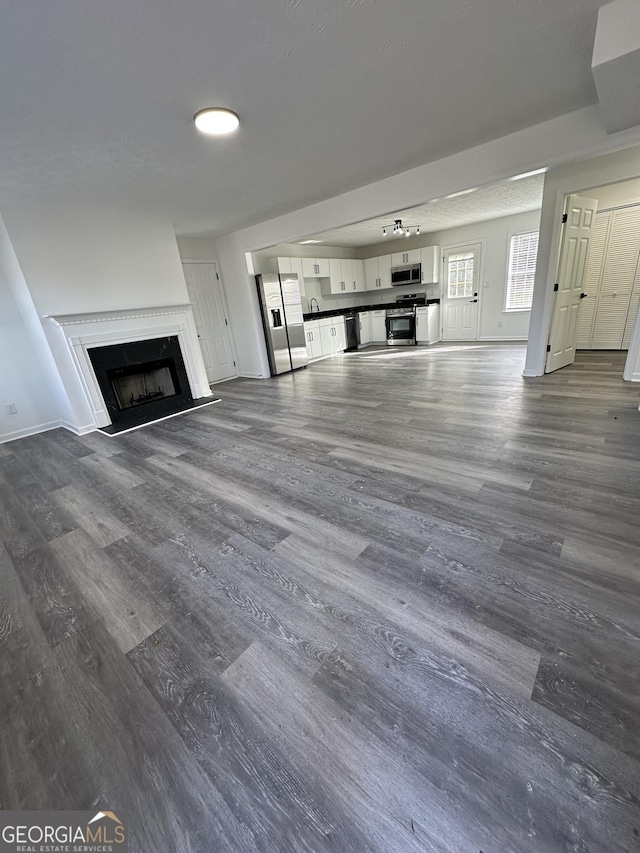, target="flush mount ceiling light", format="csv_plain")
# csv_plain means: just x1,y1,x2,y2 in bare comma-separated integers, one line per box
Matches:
445,187,479,199
382,219,420,237
194,108,240,135
299,239,323,244
509,167,548,181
